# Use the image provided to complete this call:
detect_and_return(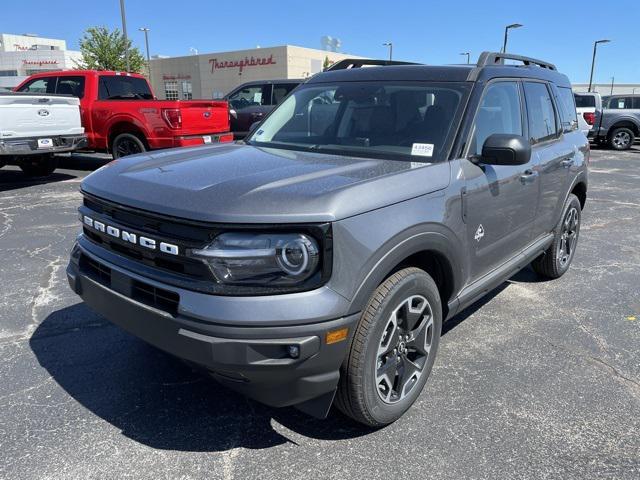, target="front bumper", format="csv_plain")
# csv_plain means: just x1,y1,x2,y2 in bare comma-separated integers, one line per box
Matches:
0,134,87,155
67,240,358,414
